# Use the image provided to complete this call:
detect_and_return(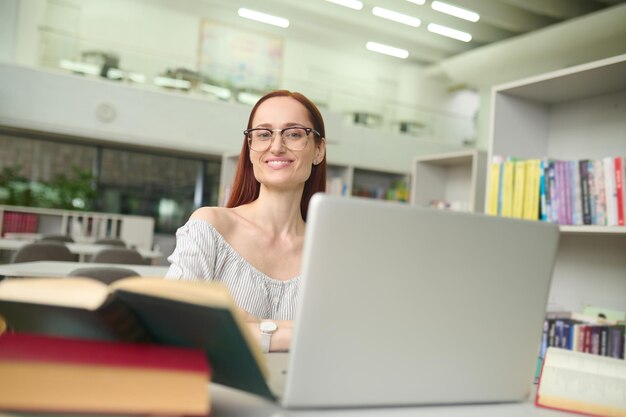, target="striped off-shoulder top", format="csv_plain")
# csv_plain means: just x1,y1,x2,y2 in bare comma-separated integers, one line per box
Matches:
165,219,300,320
